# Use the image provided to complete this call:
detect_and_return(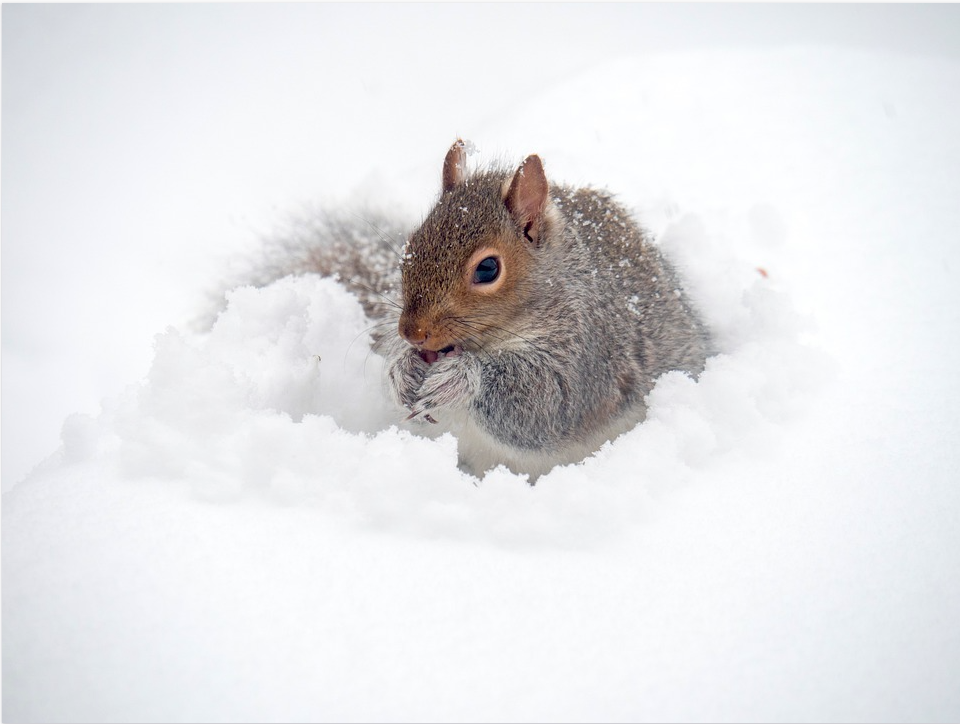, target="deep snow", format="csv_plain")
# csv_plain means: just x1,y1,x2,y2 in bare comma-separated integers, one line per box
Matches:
3,5,960,722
